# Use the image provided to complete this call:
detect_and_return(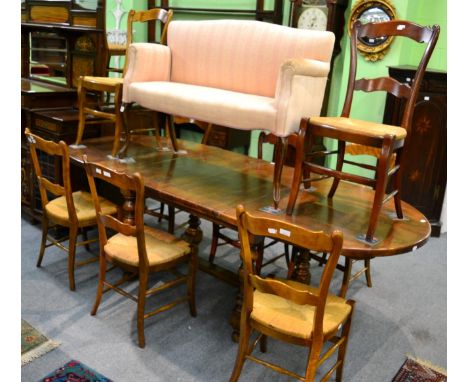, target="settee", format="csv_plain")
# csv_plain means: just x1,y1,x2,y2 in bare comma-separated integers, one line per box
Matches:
122,19,335,208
